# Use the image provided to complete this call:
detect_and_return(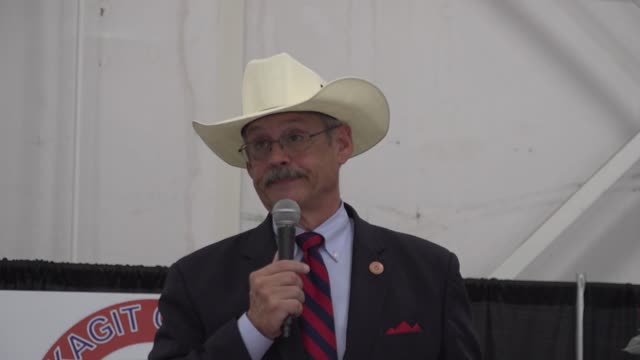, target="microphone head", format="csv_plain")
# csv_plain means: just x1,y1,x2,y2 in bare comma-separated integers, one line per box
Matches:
272,199,301,227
